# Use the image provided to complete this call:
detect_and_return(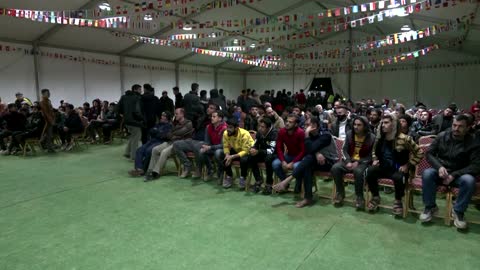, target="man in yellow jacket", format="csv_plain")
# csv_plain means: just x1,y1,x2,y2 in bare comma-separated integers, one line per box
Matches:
222,118,254,189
